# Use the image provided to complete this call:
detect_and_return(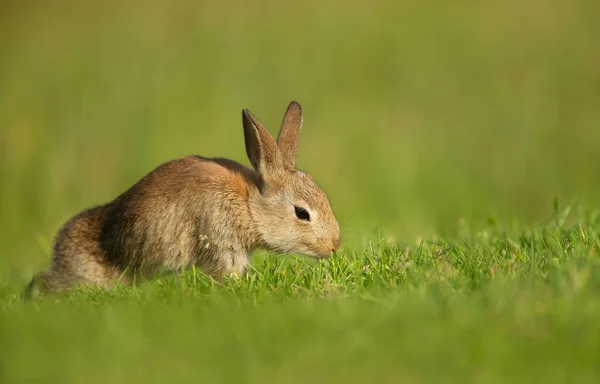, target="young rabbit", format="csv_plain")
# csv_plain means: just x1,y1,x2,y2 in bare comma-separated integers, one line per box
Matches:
26,101,341,297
